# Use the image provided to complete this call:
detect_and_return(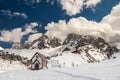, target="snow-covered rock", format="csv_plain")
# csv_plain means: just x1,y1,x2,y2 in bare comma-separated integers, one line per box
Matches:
12,43,23,49
4,33,119,69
